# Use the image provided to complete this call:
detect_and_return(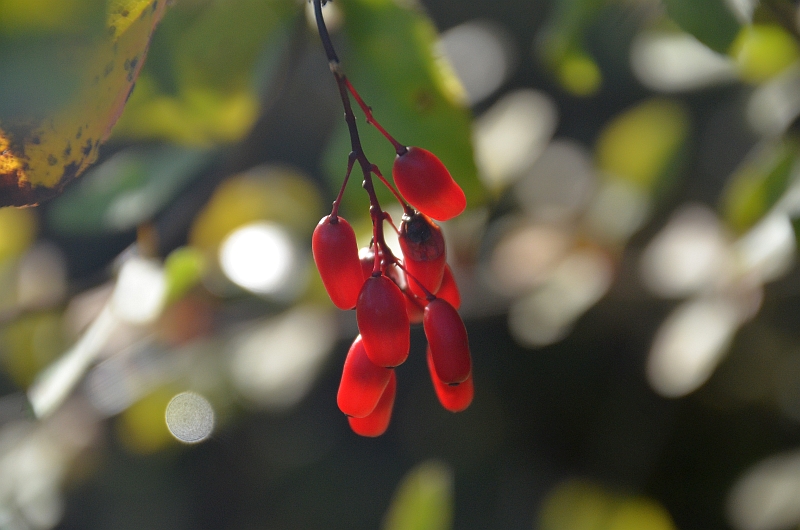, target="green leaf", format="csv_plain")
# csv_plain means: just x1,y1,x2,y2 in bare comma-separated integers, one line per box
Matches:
382,460,454,530
46,145,213,234
663,0,740,54
595,98,690,195
112,0,302,144
164,246,207,303
322,0,482,217
721,139,799,234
